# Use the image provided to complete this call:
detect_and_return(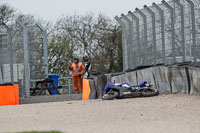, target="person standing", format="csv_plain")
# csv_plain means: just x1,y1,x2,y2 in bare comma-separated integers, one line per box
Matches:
82,56,91,79
68,57,84,94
